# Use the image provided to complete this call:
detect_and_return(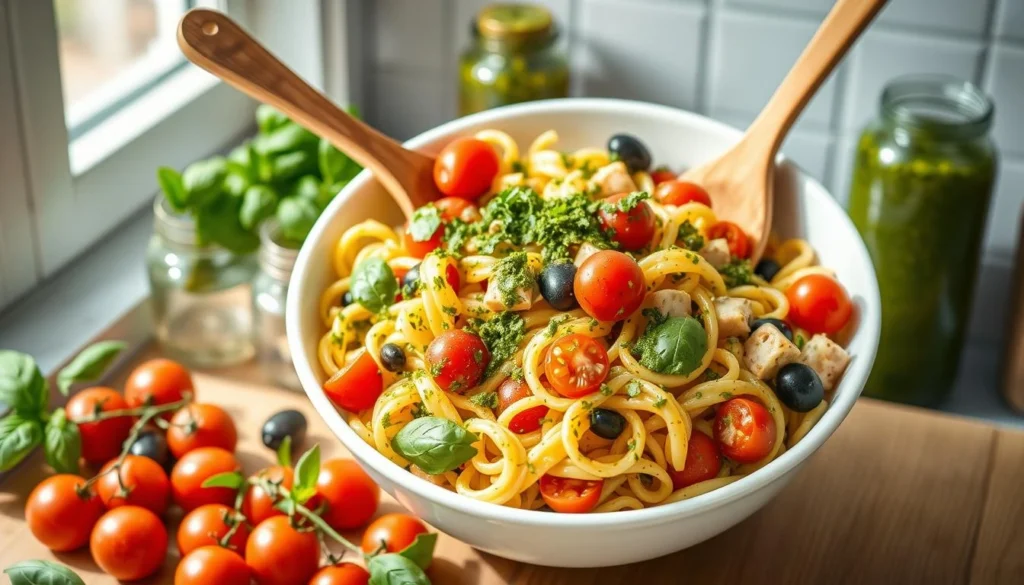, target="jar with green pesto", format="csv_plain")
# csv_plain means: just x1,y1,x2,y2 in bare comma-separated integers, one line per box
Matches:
847,76,997,406
459,3,569,116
